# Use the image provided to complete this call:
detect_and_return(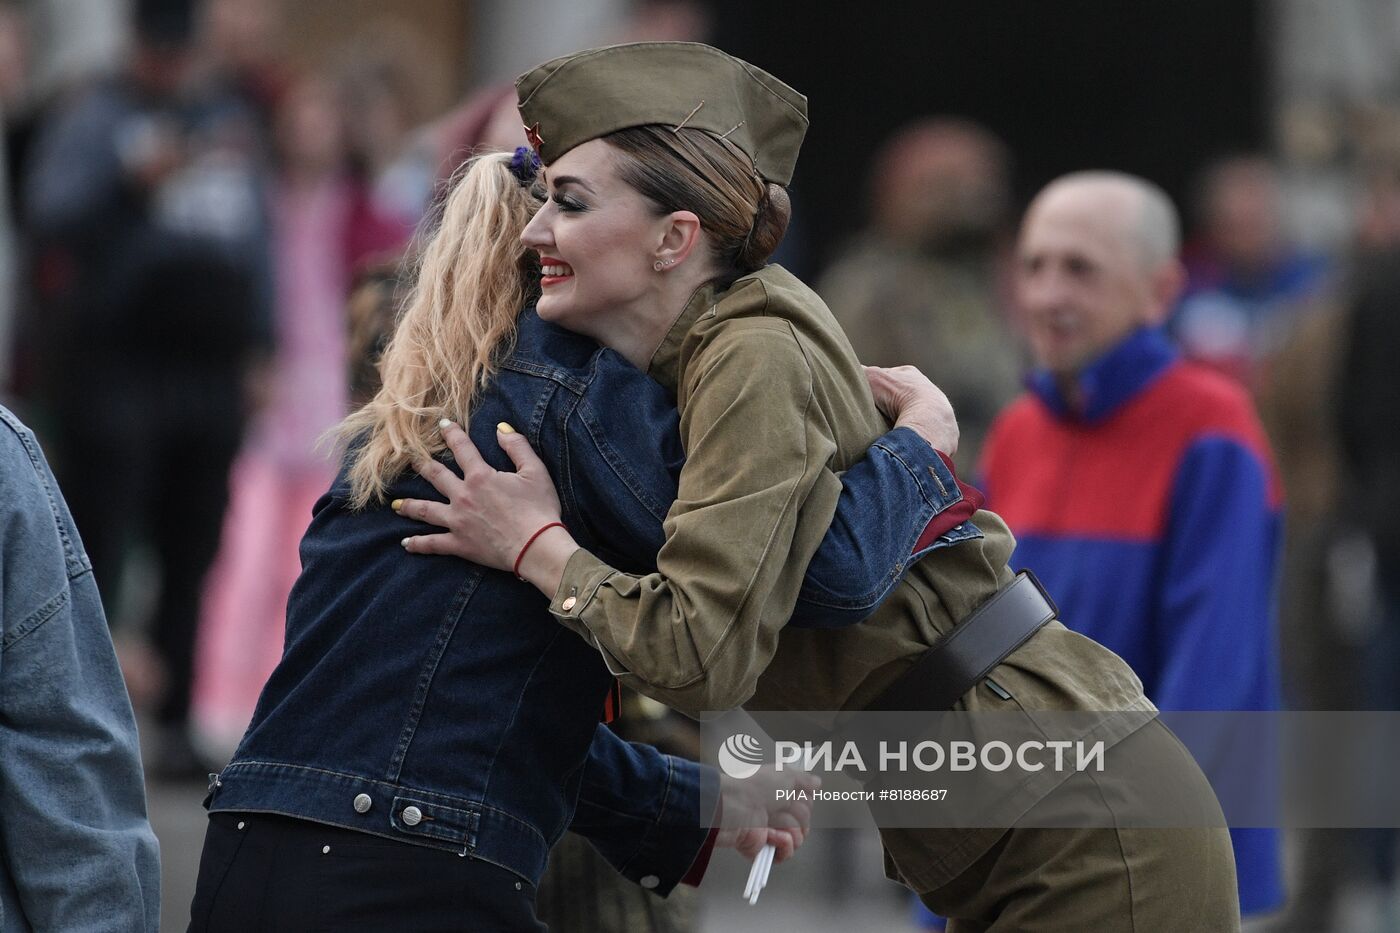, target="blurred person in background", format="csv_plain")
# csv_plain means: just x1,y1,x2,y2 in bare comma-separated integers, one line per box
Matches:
1249,158,1381,931
1172,155,1330,388
1332,154,1400,928
339,55,424,253
193,73,383,751
403,81,528,221
0,2,25,396
435,83,528,176
21,0,273,780
194,0,288,129
819,118,1022,473
979,172,1284,923
1,403,161,933
380,0,716,239
617,0,712,44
